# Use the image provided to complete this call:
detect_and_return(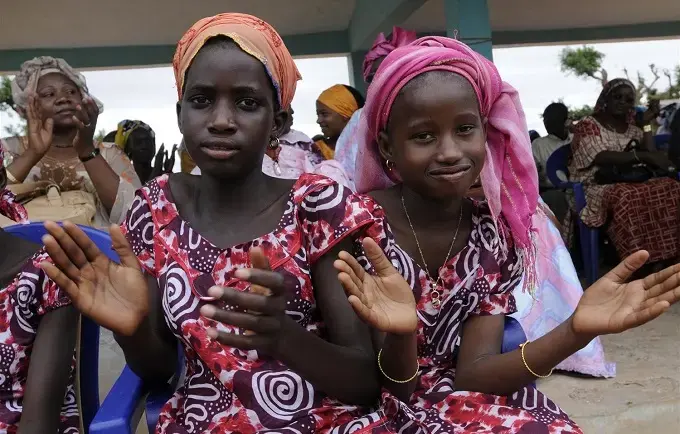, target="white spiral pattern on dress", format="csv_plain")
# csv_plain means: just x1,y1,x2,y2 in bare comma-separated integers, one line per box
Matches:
300,184,344,212
252,370,314,421
13,272,38,334
162,263,198,329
